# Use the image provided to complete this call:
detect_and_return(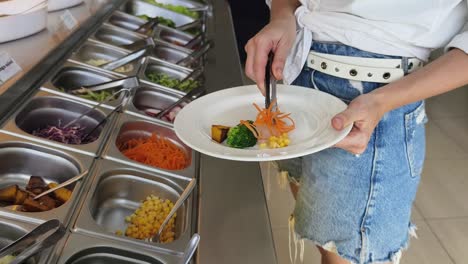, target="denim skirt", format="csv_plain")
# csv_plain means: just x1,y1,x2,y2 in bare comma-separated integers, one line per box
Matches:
277,42,427,264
